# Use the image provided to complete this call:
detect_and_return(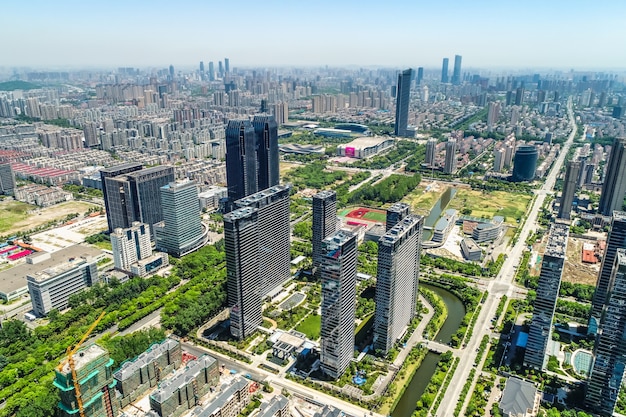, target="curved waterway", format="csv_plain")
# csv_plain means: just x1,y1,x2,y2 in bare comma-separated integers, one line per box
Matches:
391,284,466,417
